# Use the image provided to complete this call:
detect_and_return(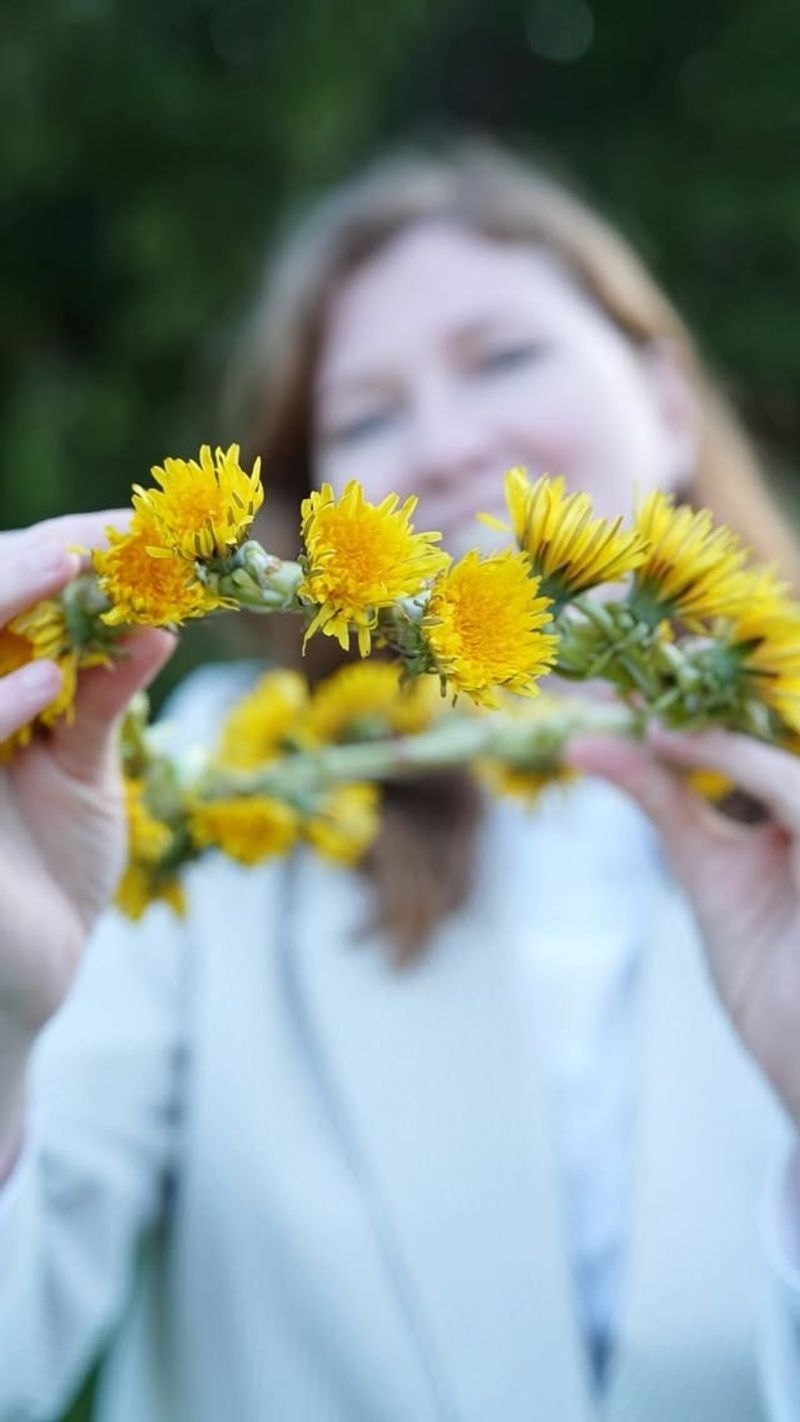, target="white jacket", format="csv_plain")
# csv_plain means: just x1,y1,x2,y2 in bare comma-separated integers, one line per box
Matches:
0,664,799,1421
